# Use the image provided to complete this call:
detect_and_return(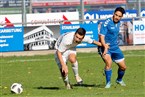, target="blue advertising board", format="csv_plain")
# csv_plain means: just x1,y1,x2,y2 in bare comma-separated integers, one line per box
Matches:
0,27,24,52
84,10,138,24
141,9,145,17
60,23,98,48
